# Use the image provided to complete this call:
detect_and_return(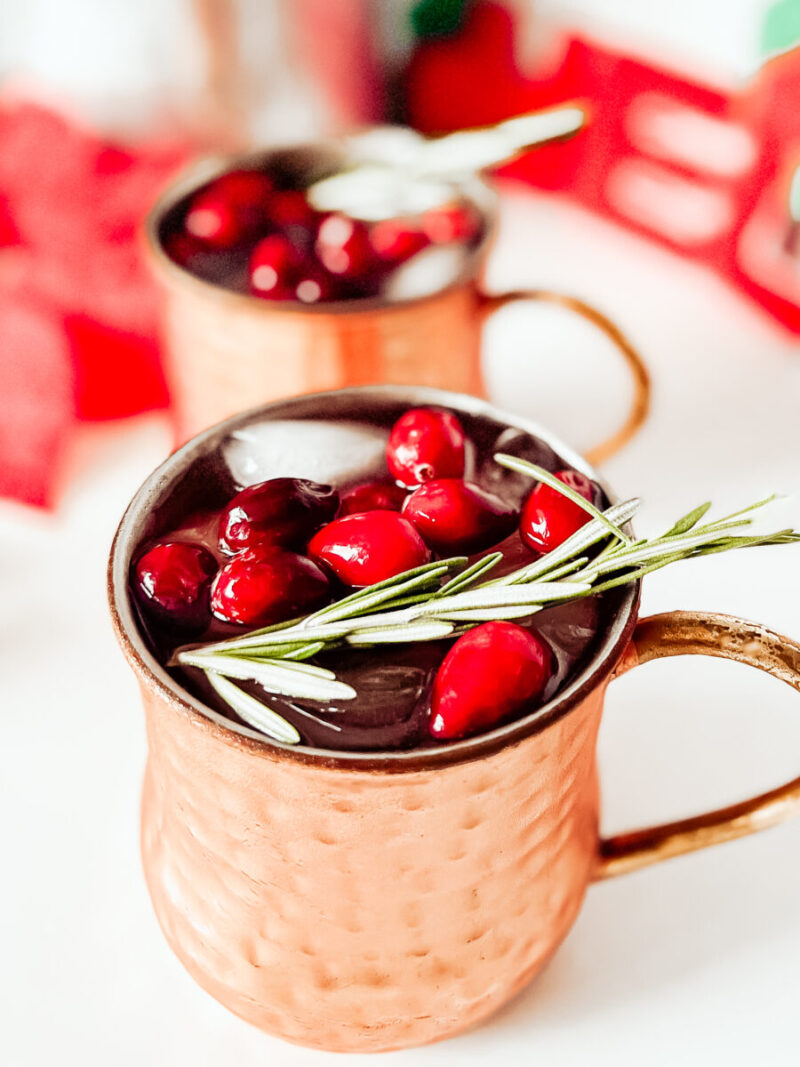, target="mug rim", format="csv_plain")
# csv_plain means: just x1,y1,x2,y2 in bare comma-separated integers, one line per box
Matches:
142,138,499,318
108,385,640,771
